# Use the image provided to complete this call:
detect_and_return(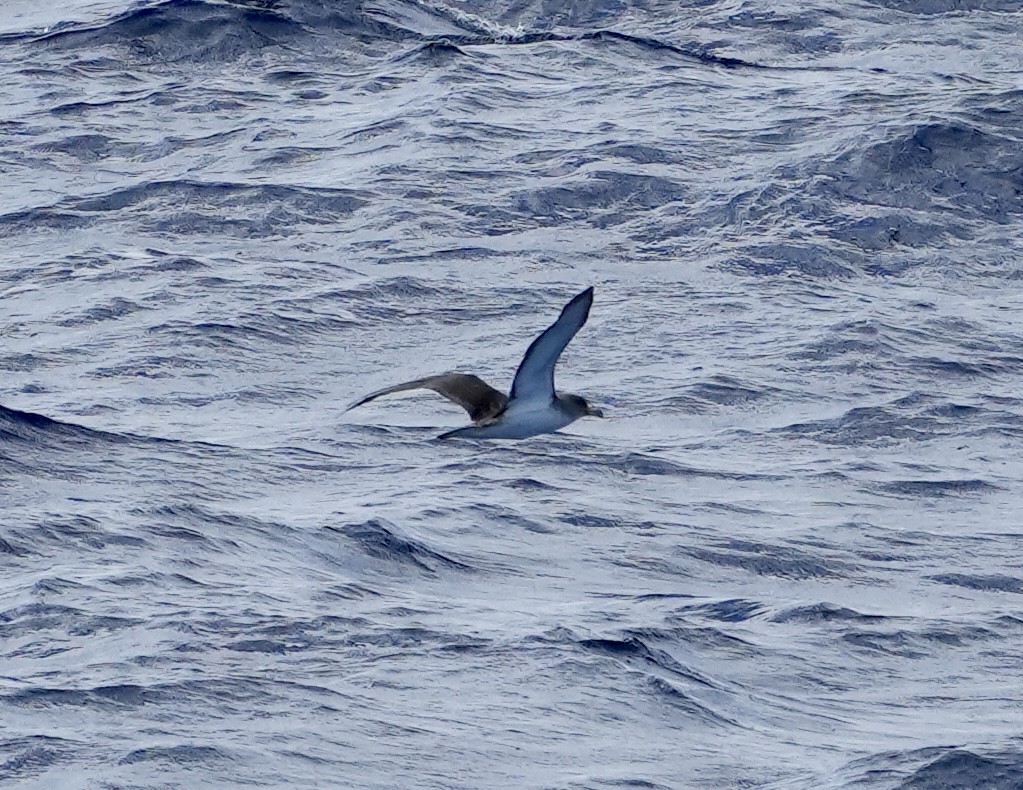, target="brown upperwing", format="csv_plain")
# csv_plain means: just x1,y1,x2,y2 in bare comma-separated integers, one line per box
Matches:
346,373,508,423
